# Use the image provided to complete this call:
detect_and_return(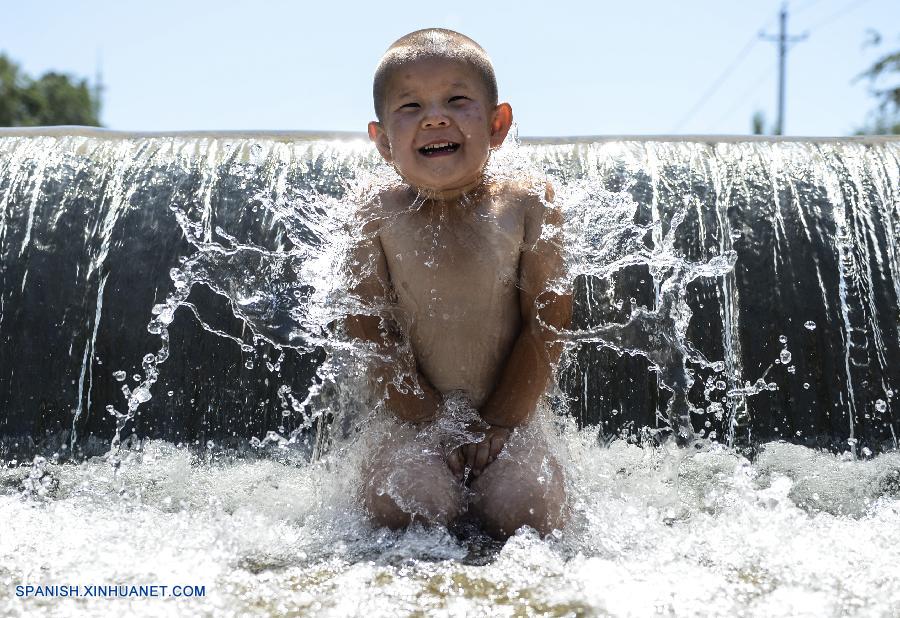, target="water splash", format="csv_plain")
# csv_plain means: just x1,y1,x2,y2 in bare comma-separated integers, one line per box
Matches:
114,135,742,461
